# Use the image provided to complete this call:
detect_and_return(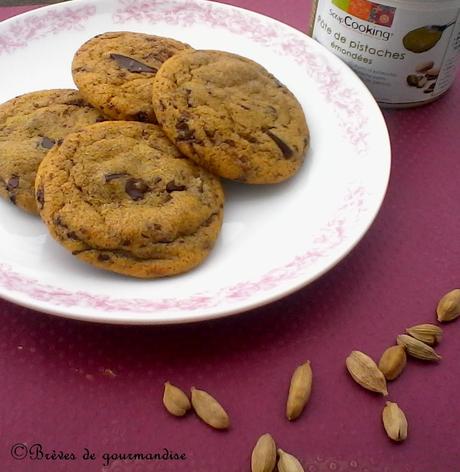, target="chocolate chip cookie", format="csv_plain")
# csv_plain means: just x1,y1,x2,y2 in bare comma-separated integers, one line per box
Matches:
152,50,309,184
35,121,224,278
72,32,192,122
0,89,105,213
